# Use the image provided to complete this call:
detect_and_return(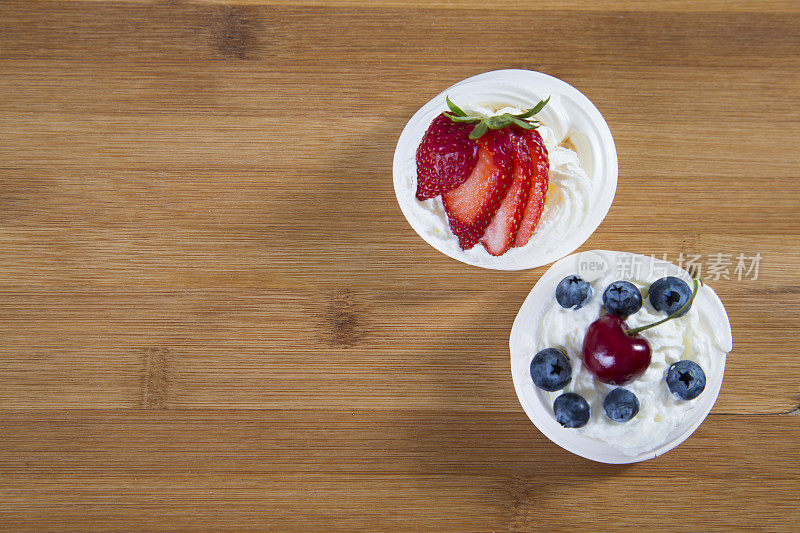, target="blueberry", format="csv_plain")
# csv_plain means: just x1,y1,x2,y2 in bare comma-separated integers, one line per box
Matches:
530,348,572,391
555,275,593,309
666,360,706,400
603,387,640,422
602,281,643,317
649,276,693,317
553,392,590,428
